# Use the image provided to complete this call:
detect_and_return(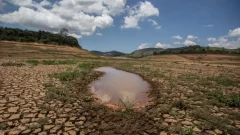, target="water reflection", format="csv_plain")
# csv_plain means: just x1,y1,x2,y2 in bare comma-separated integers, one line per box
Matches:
90,67,149,106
